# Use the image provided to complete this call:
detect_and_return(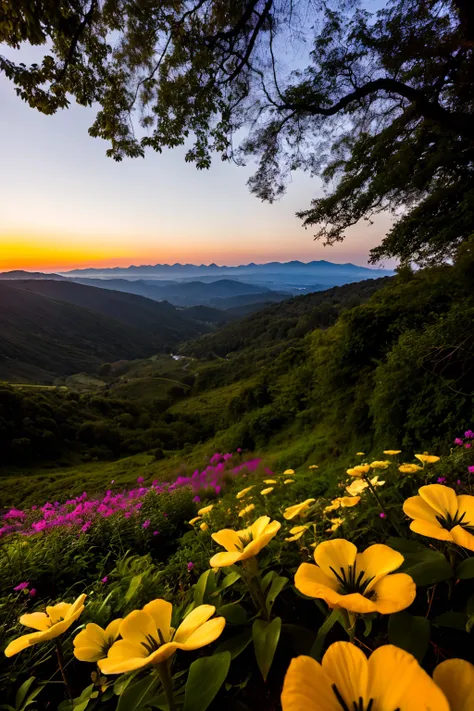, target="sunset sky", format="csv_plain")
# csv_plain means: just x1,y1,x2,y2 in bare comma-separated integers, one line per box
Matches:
0,45,395,274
